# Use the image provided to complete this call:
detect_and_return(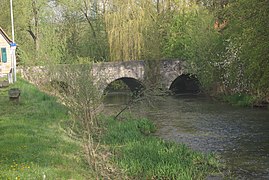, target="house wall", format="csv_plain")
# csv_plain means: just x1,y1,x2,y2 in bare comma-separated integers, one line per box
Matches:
0,34,11,74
